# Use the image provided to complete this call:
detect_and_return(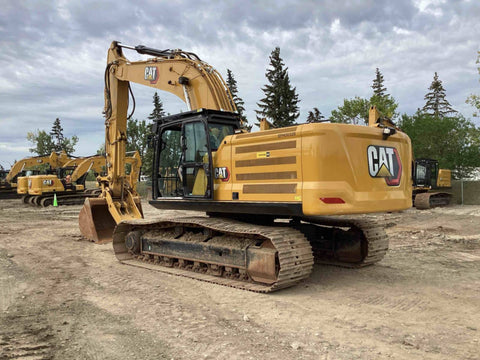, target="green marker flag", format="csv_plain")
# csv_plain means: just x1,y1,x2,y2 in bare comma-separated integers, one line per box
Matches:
53,193,58,207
